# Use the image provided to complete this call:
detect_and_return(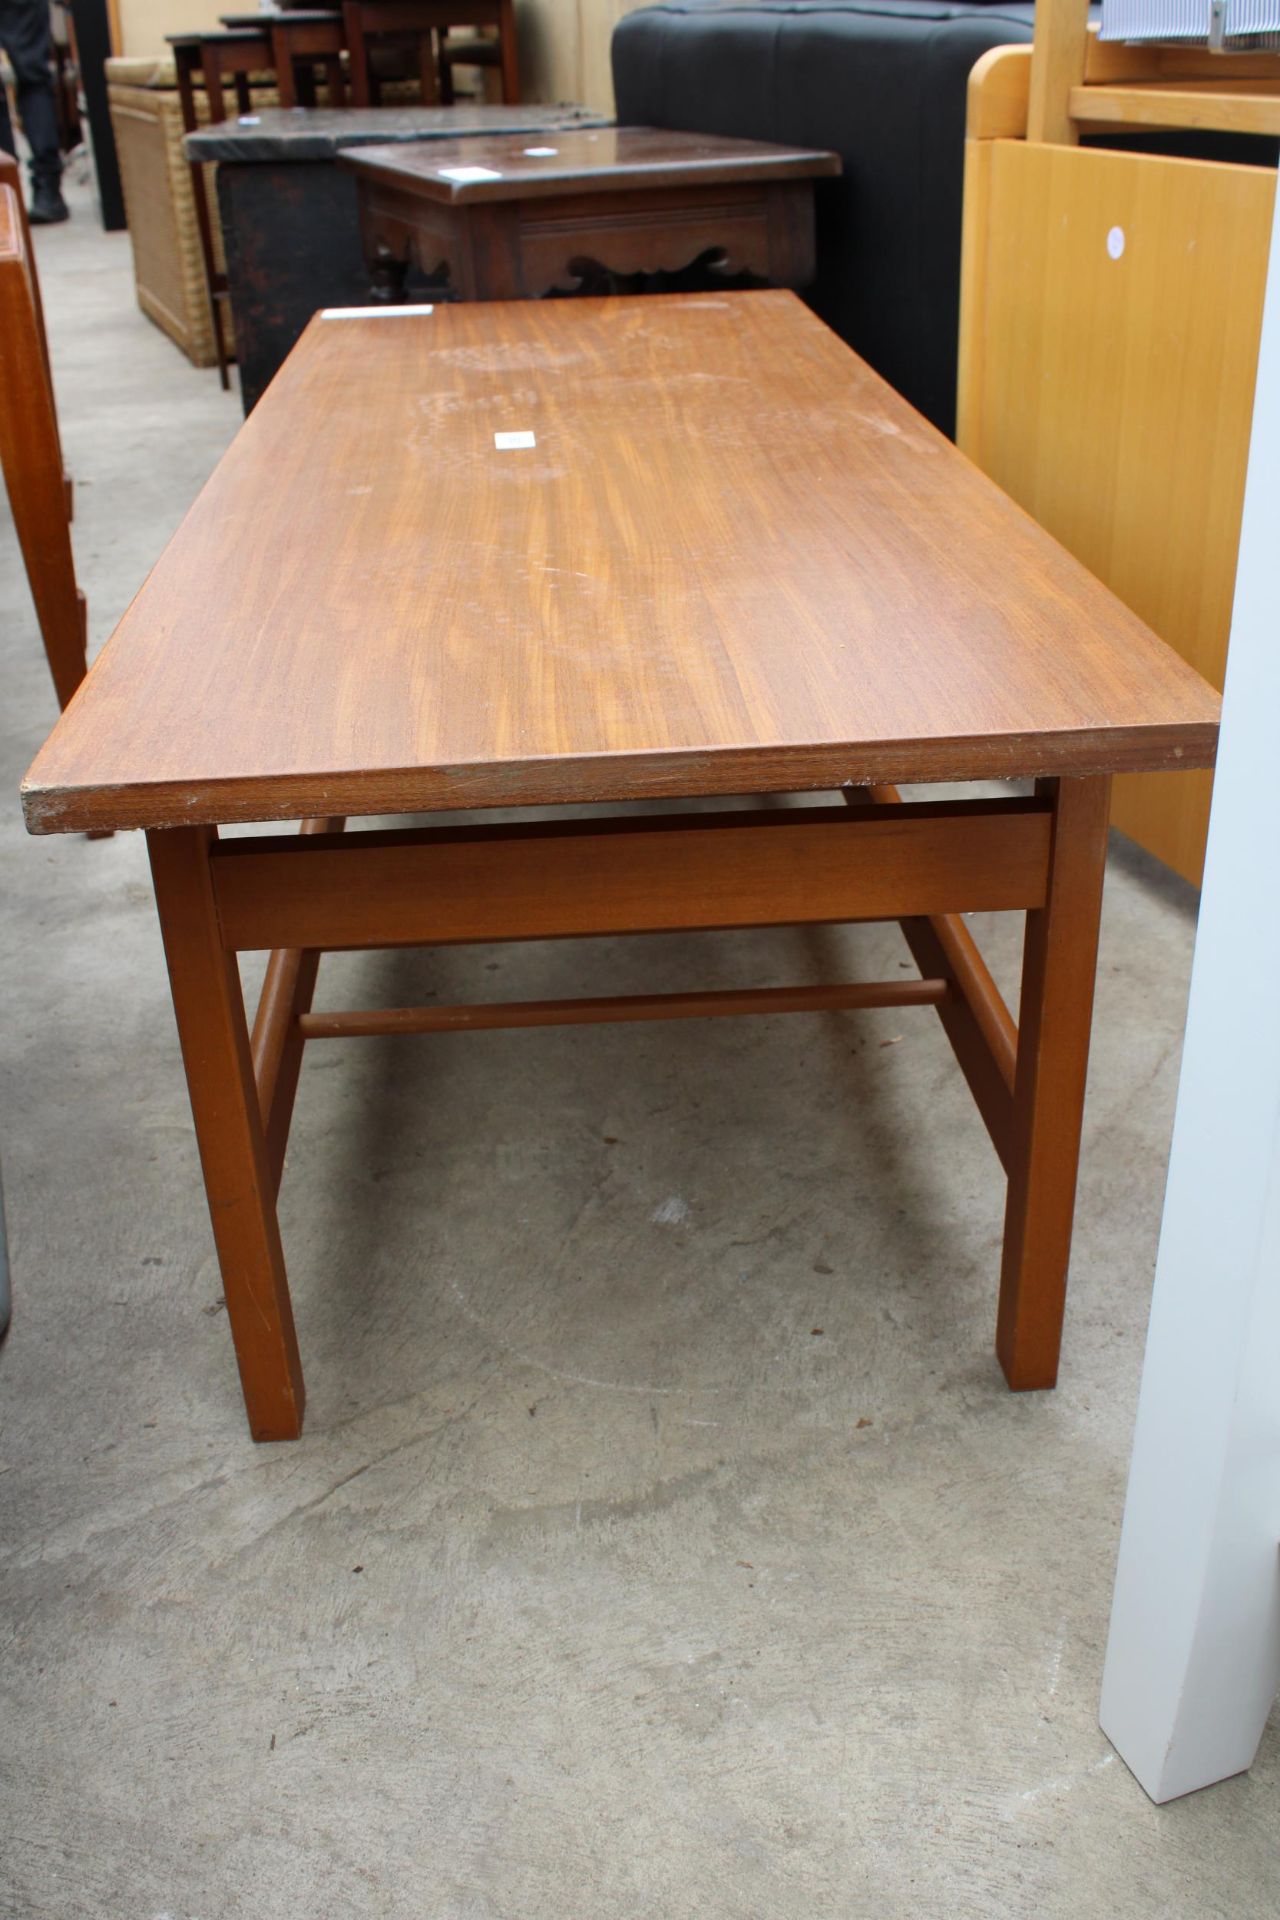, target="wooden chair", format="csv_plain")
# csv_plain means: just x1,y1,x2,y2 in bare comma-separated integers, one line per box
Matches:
0,169,86,713
221,11,348,110
957,0,1279,884
438,26,499,104
342,0,518,107
169,29,276,391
